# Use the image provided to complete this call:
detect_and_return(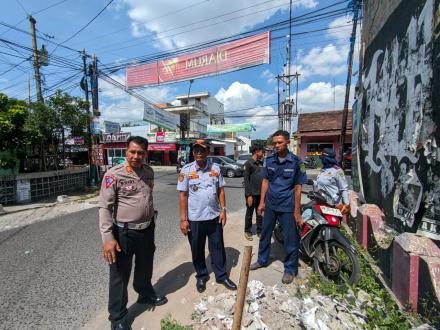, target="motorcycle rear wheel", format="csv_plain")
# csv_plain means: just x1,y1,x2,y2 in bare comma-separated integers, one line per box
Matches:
313,241,360,287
